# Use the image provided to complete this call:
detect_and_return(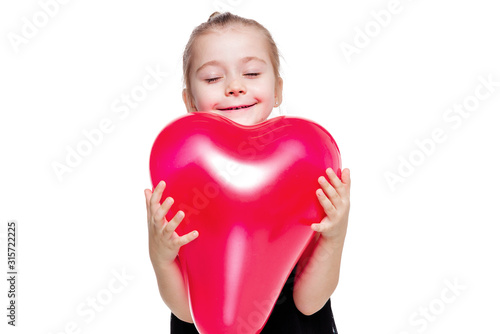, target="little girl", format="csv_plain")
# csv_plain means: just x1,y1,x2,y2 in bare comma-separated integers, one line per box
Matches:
145,12,351,333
